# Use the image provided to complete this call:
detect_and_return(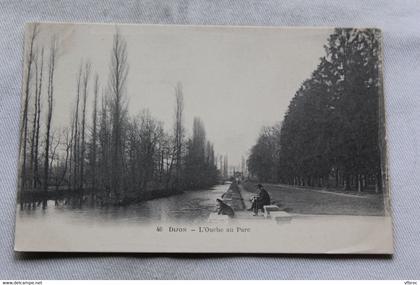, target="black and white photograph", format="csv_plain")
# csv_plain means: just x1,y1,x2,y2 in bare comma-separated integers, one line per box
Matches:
14,23,392,253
